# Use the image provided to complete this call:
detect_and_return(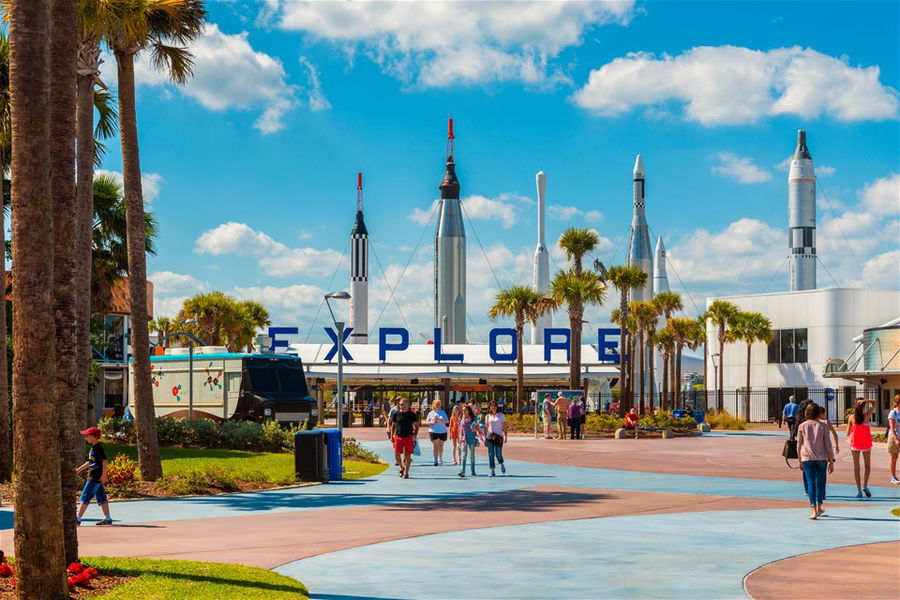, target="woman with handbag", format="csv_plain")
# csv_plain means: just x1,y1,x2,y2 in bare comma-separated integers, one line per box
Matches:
796,403,835,519
485,401,508,477
457,405,482,478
